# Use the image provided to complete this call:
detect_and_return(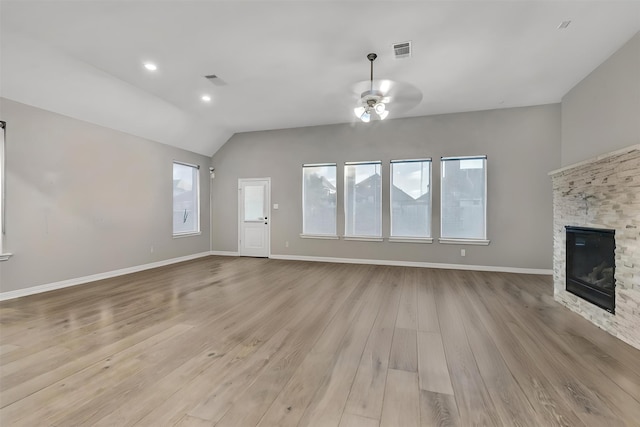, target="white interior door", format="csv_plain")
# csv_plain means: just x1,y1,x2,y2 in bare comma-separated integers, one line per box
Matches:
239,178,270,257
